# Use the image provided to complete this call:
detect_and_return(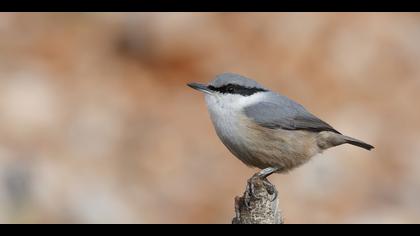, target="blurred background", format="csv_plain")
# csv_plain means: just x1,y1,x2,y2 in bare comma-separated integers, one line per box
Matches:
0,13,419,224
